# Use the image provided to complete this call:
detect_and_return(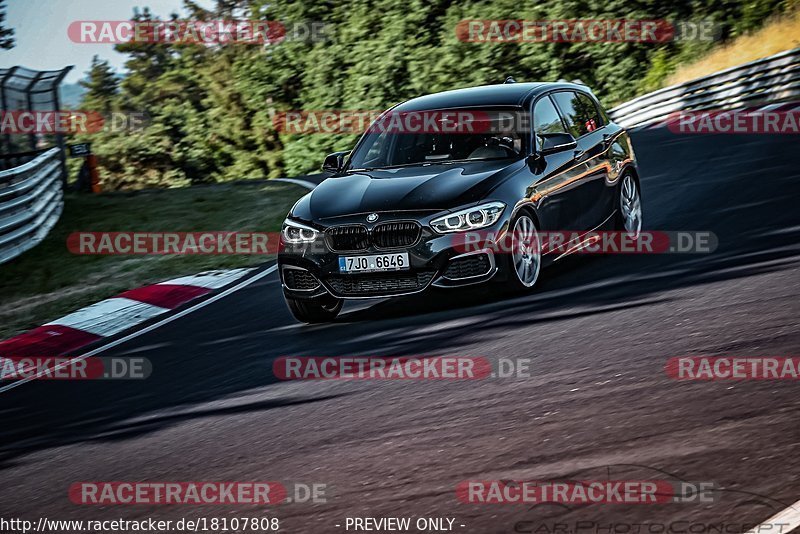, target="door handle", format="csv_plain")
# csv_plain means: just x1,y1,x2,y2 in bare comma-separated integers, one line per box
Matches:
573,149,586,161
